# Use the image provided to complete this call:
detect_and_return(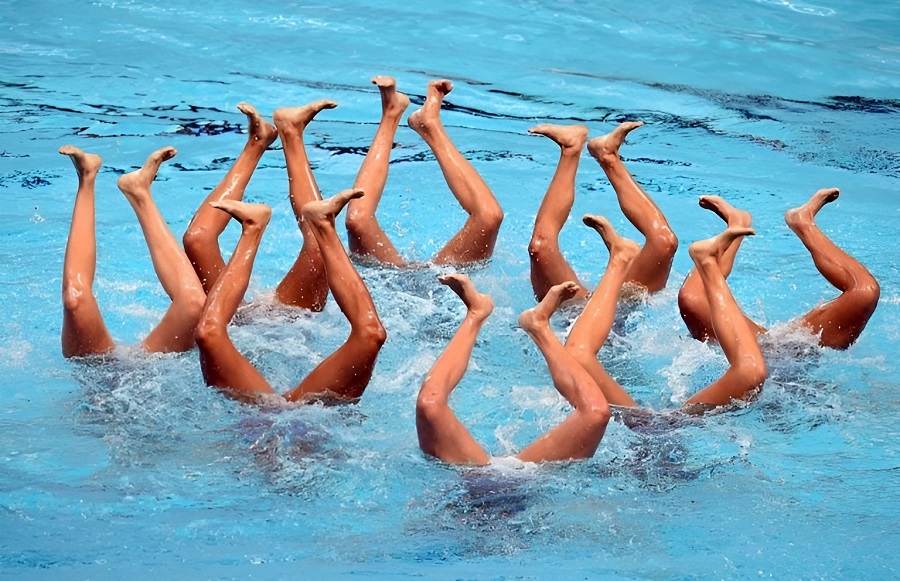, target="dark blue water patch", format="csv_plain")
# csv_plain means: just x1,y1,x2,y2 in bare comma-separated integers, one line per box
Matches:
0,170,60,189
